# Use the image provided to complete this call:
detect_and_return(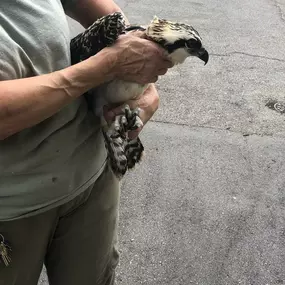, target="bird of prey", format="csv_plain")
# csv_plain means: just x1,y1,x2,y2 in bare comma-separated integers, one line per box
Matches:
70,12,209,179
